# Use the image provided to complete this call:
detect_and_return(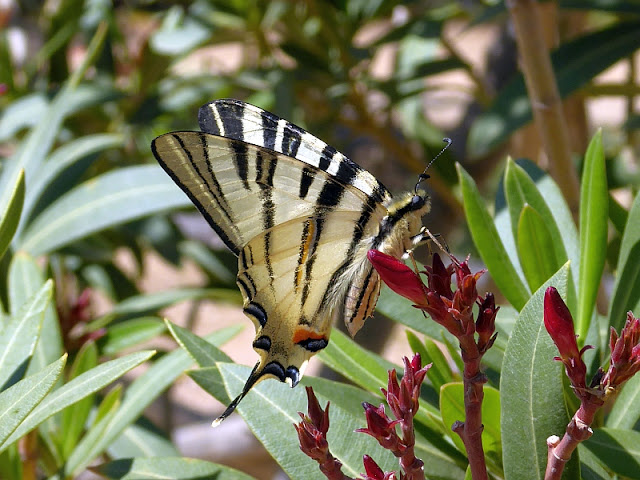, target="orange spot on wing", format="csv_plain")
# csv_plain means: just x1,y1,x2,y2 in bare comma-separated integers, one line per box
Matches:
292,328,326,344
